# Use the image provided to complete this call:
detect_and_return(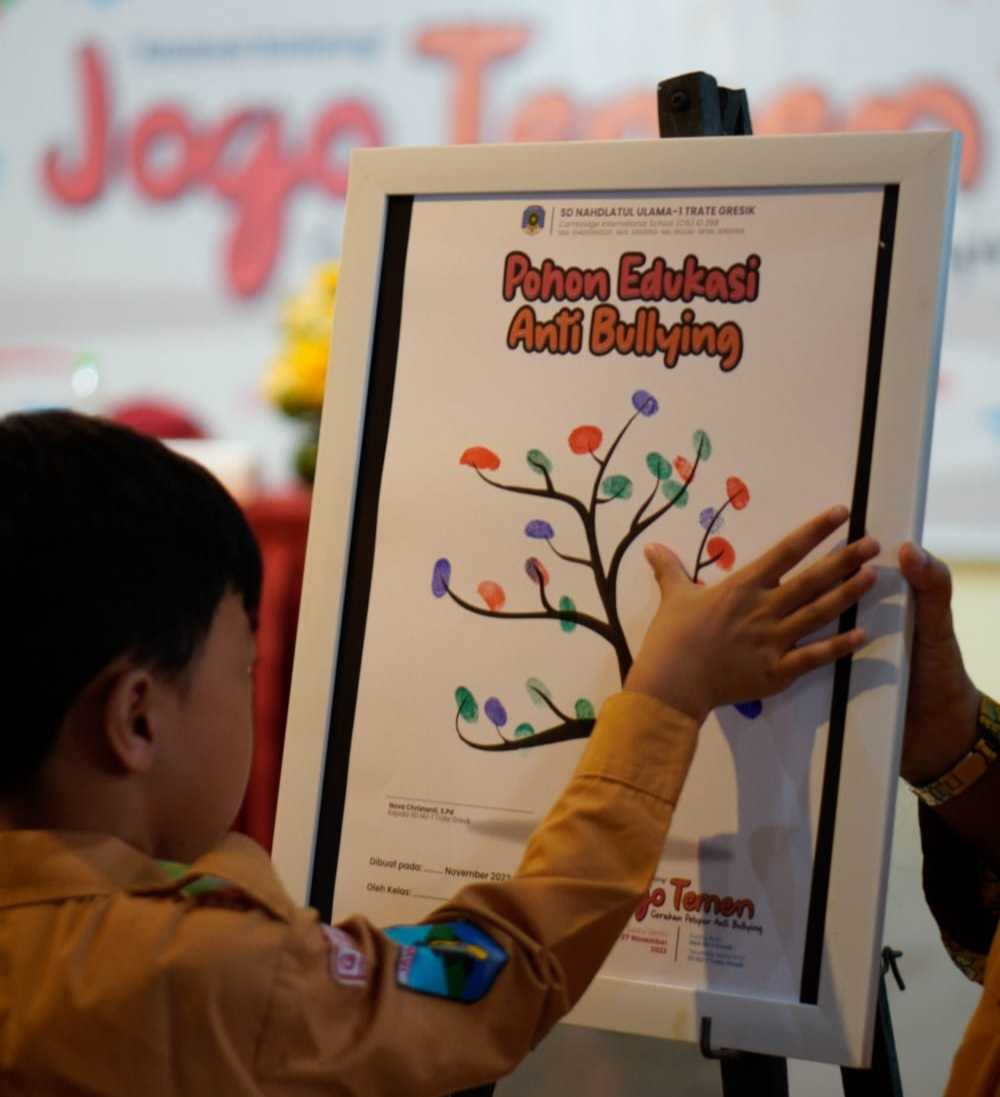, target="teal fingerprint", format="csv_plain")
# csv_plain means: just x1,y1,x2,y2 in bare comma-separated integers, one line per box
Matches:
558,595,577,633
646,452,672,480
526,677,552,706
601,474,633,500
661,479,689,508
454,686,479,722
527,449,553,474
